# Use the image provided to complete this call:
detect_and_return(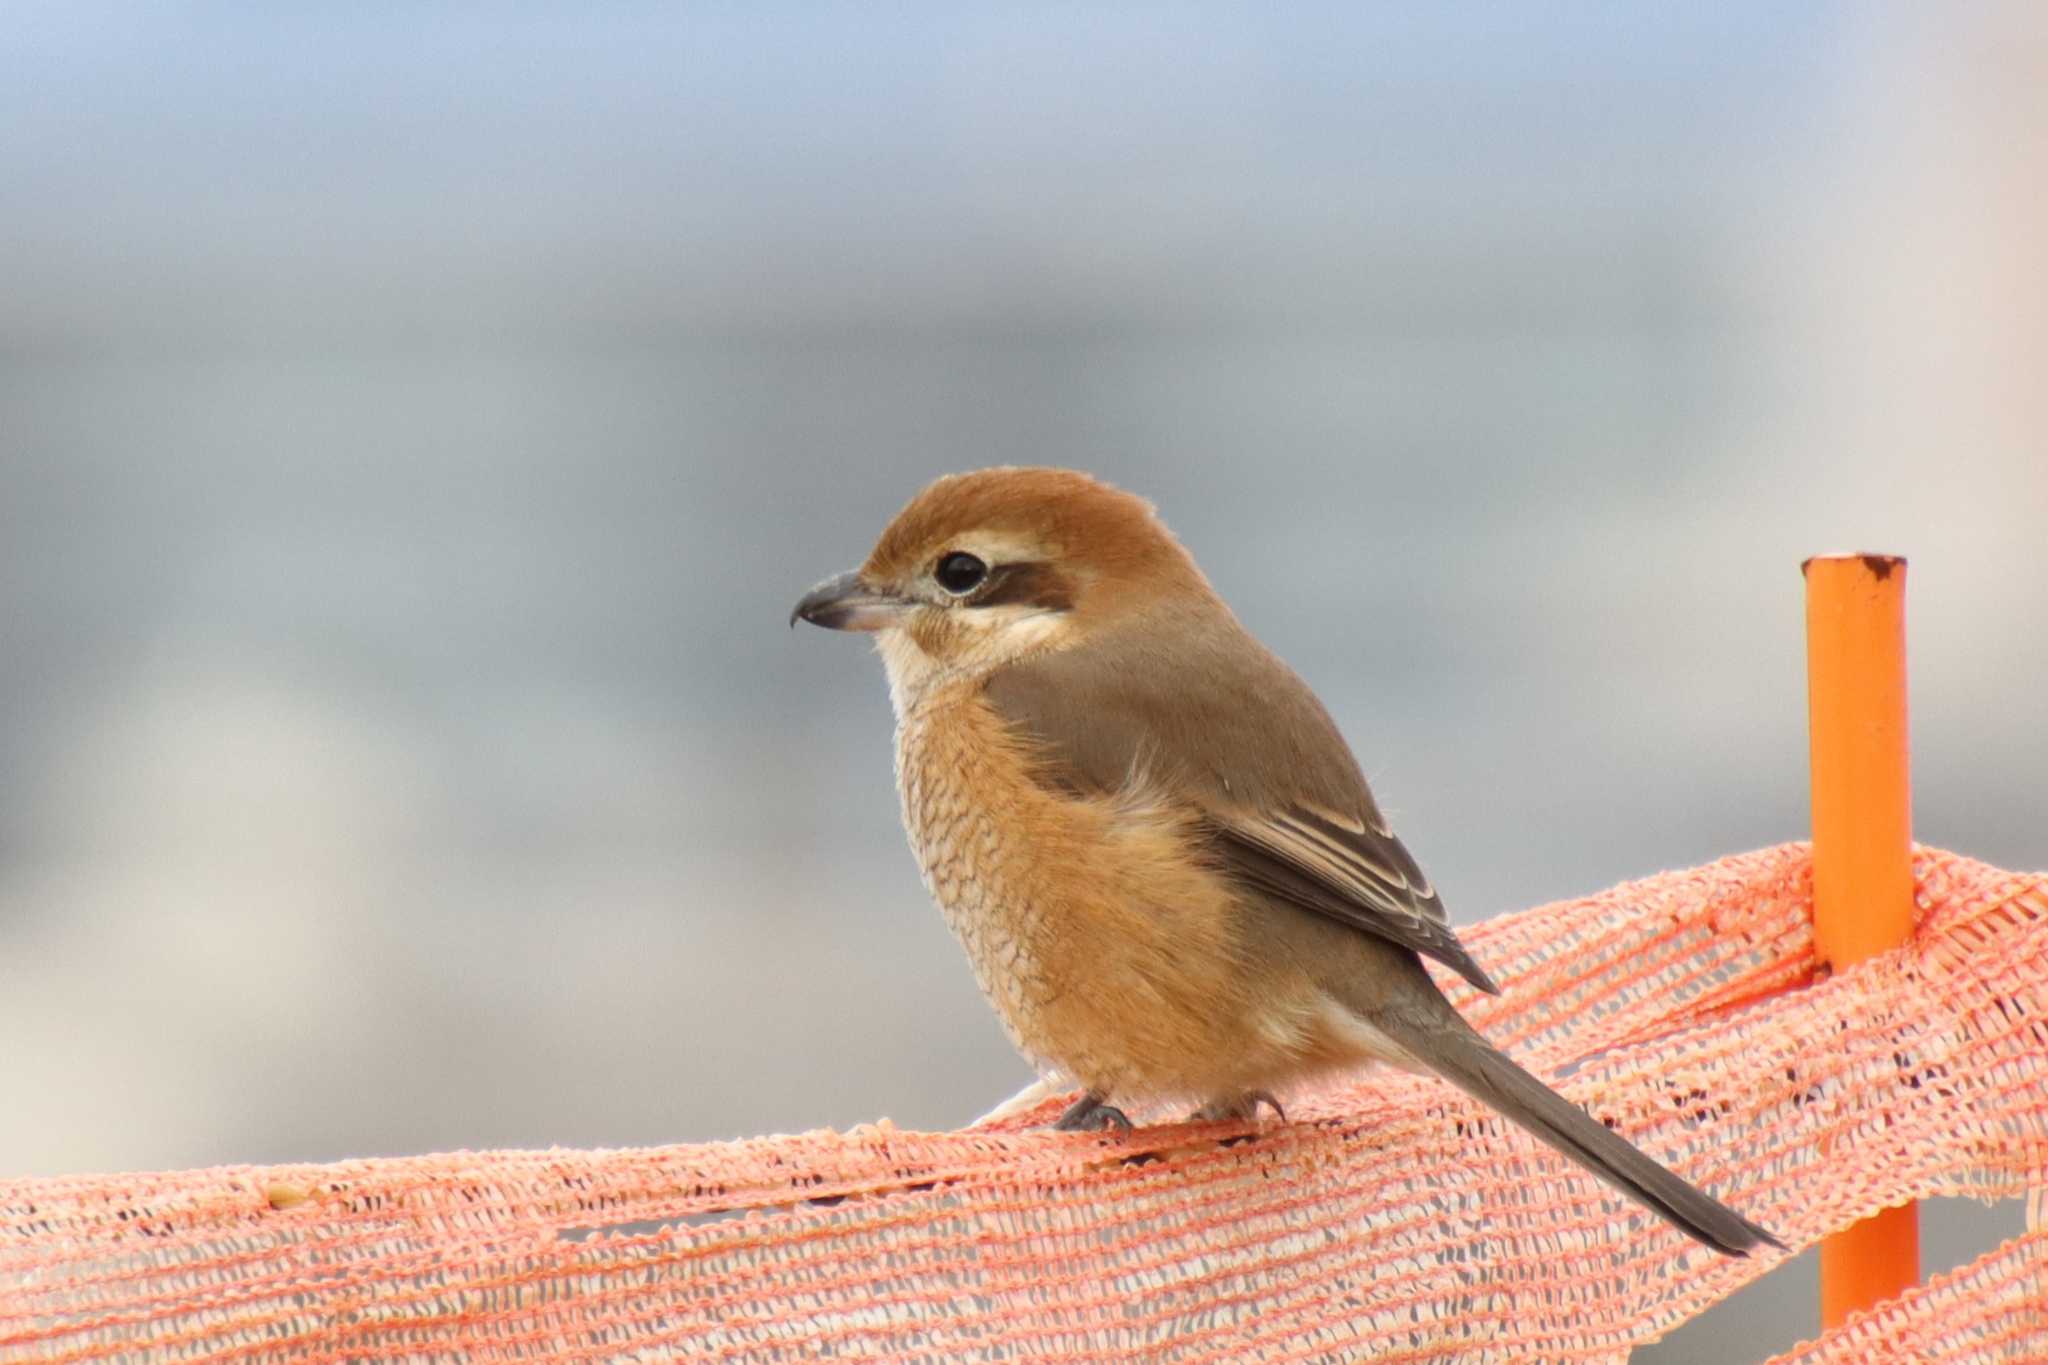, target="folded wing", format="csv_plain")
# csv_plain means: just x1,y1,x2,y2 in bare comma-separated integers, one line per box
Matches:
983,604,1500,995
